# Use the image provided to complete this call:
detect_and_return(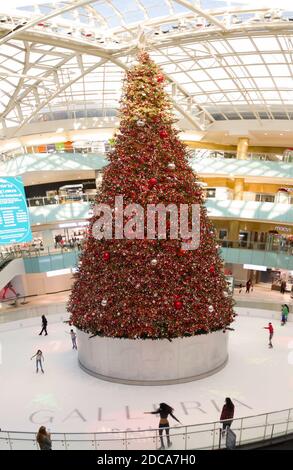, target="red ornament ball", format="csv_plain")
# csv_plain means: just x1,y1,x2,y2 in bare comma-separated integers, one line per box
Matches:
159,130,168,139
103,252,110,261
209,266,215,273
177,249,186,257
174,300,183,310
148,177,158,189
157,74,165,83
